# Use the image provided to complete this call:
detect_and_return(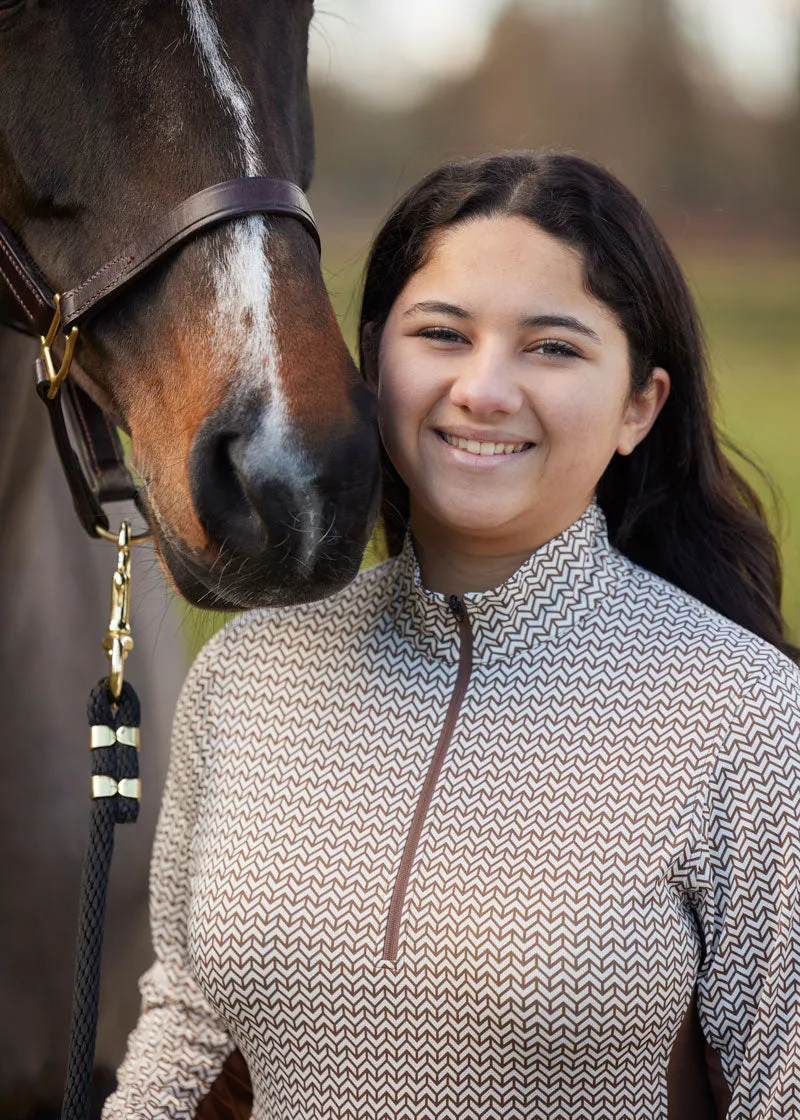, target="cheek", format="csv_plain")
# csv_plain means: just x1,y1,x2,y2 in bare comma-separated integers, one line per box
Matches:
536,378,626,453
376,367,414,482
377,358,431,455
